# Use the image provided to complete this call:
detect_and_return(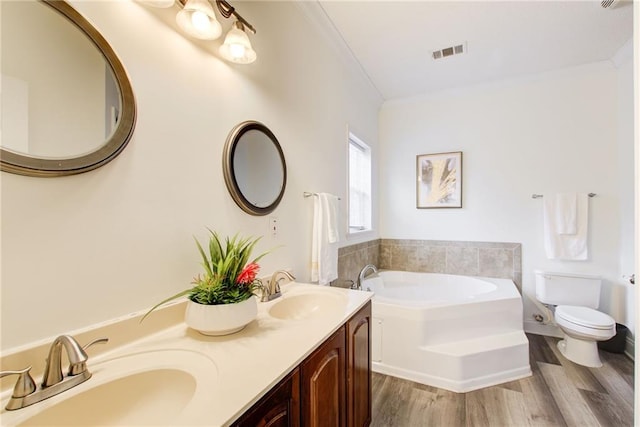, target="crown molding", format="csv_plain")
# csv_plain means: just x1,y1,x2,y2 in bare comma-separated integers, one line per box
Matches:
293,0,384,104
